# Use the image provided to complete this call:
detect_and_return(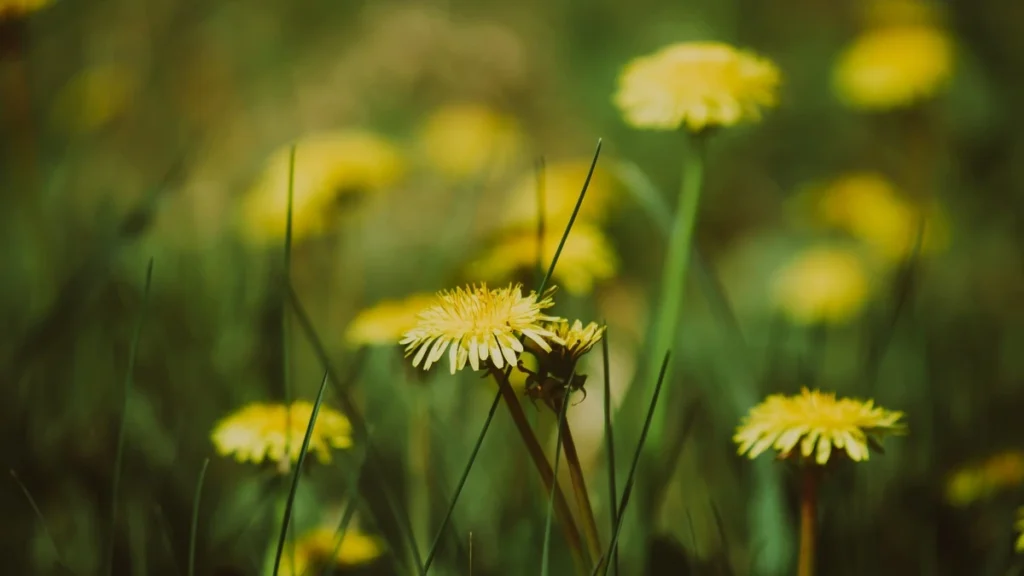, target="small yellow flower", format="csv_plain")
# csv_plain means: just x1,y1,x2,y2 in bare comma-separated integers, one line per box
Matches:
241,131,404,242
279,526,383,576
345,293,439,346
734,388,906,466
614,41,781,132
211,401,352,468
0,0,51,17
400,283,562,374
416,103,524,180
945,450,1024,507
51,64,136,134
771,246,871,325
501,159,618,230
468,223,618,296
815,172,949,263
833,24,954,111
1016,508,1024,553
549,319,606,362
